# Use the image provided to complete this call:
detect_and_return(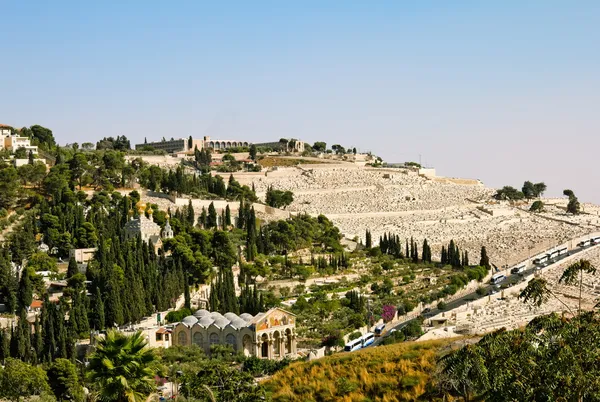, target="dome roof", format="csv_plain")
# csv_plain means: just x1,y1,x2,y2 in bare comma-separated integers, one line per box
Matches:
224,312,239,321
239,313,254,322
198,316,215,327
230,317,248,329
193,309,210,318
212,317,231,329
181,316,198,326
209,311,224,319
